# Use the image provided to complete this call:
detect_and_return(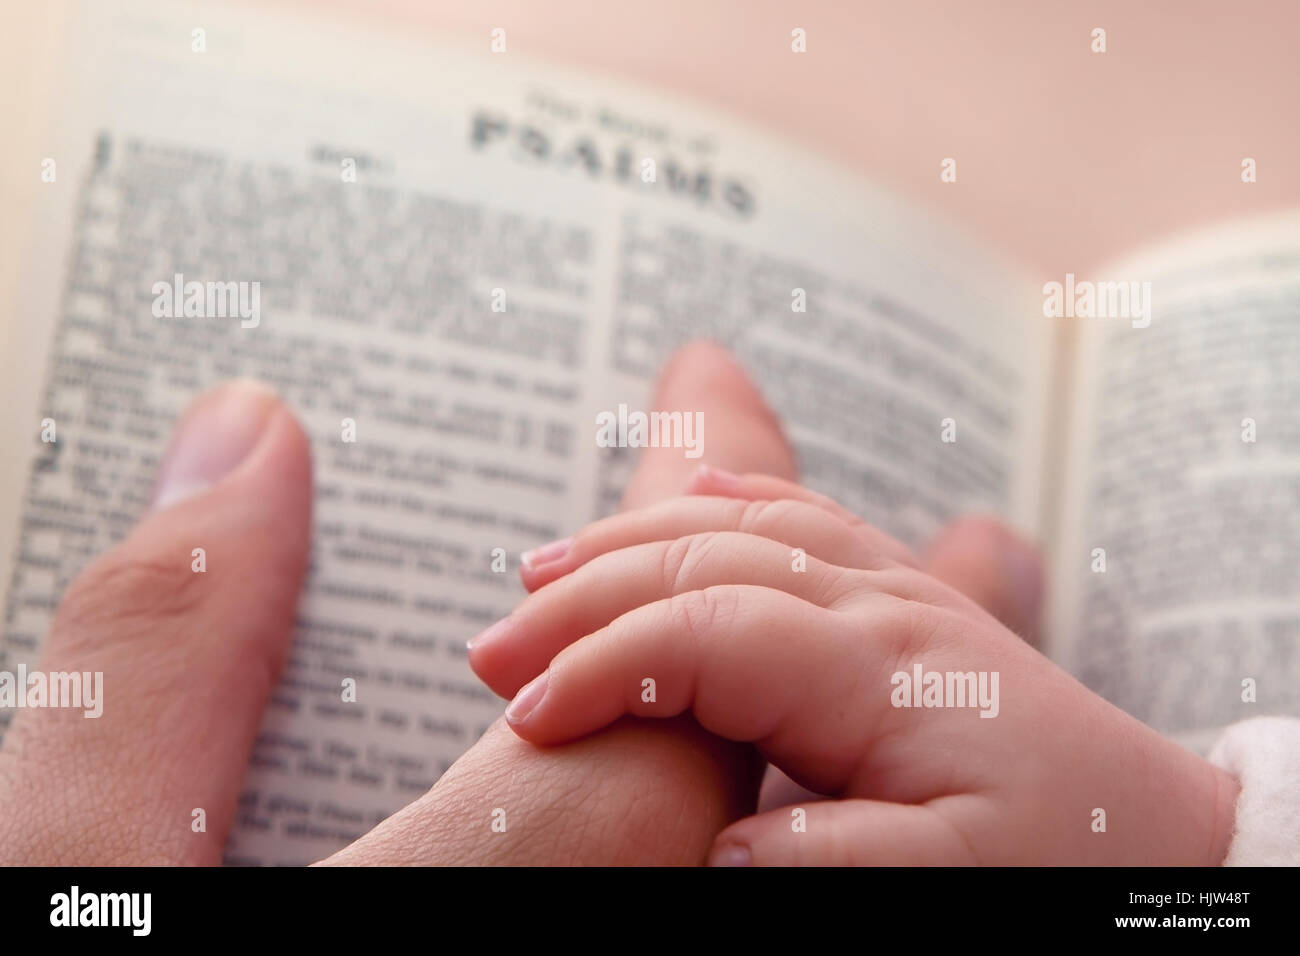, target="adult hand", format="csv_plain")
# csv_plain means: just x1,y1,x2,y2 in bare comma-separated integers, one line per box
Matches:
0,343,786,865
0,382,311,864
